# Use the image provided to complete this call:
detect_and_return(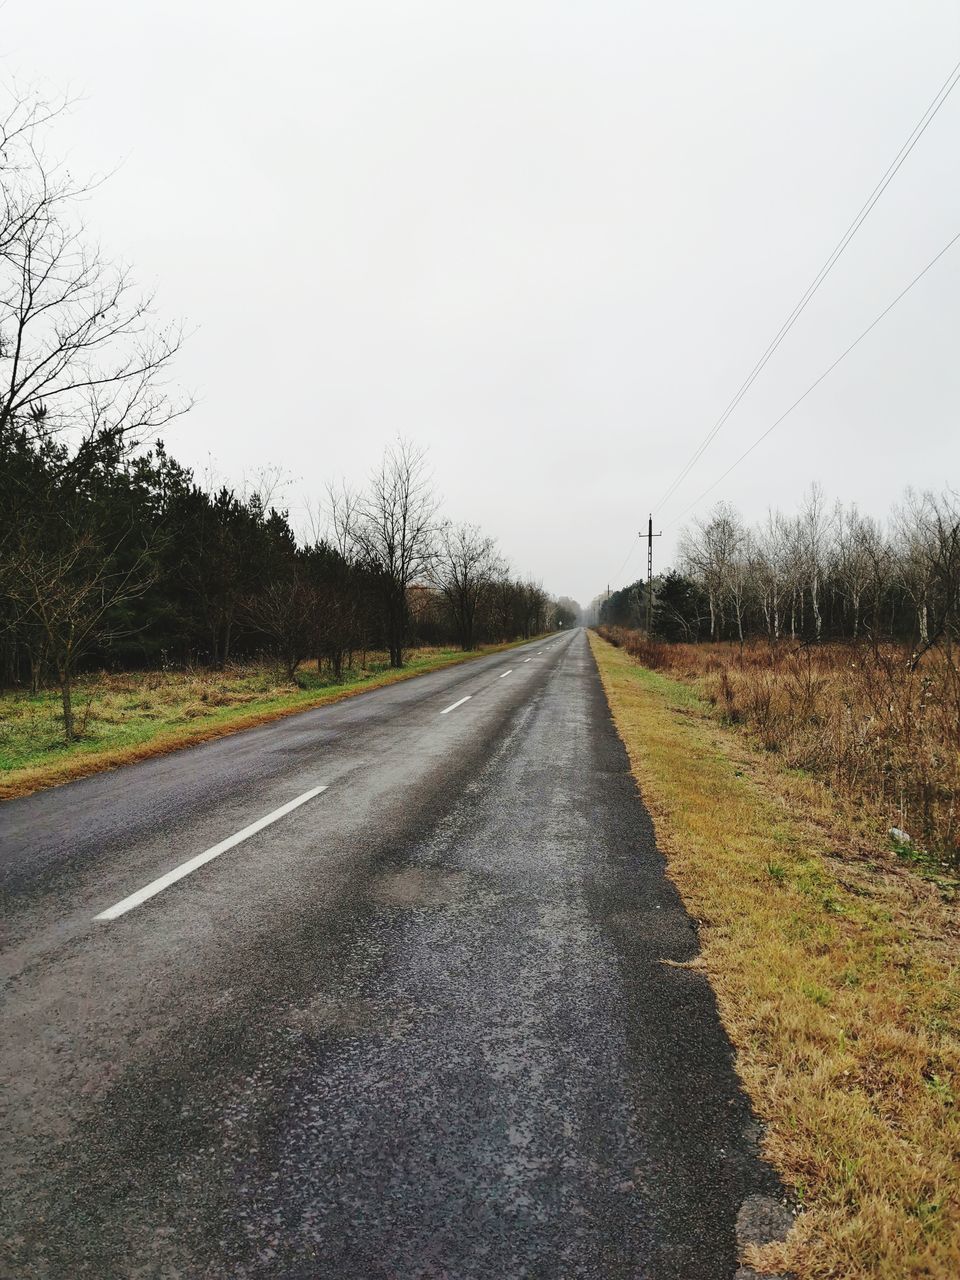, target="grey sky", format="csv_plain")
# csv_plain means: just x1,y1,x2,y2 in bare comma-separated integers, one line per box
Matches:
5,1,958,605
